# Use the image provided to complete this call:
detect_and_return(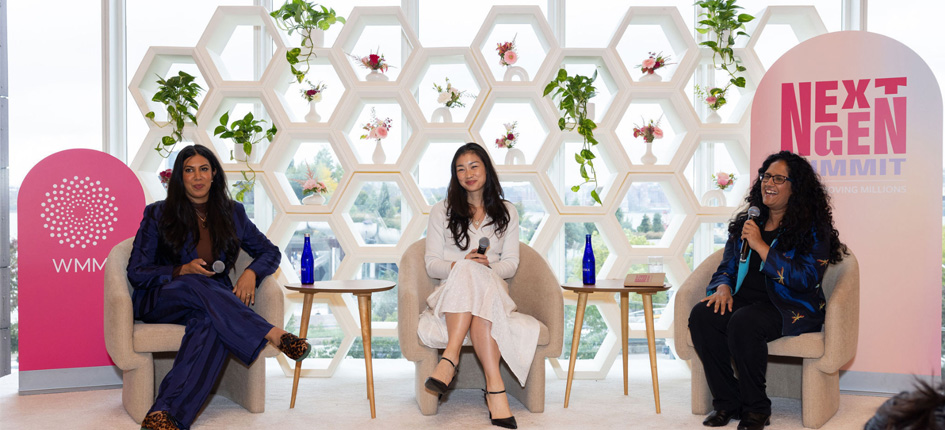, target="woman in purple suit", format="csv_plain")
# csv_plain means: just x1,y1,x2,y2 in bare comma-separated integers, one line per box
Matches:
127,145,309,430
